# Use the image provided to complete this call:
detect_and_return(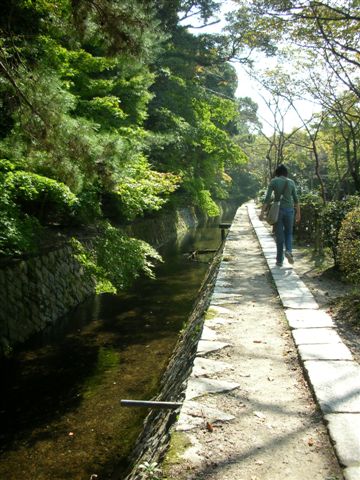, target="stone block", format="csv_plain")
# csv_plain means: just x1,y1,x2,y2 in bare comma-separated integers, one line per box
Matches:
177,400,234,431
277,288,319,309
285,309,334,329
200,325,217,341
192,357,232,377
344,466,360,480
325,413,360,467
185,377,239,400
205,317,233,328
298,342,353,361
292,328,343,345
304,360,360,413
196,340,230,356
